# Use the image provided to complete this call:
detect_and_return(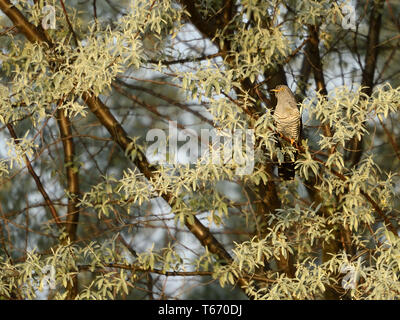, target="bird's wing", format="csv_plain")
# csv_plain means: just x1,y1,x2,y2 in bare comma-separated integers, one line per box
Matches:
288,98,298,111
